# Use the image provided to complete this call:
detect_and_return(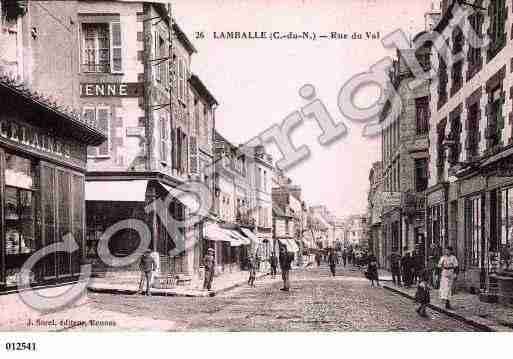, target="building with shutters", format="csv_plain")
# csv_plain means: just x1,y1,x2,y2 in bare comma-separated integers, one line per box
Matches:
70,0,216,280
425,0,513,302
208,131,268,274
368,161,384,265
378,1,441,270
0,0,107,291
